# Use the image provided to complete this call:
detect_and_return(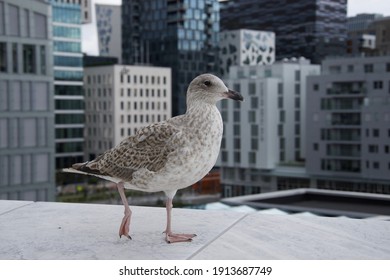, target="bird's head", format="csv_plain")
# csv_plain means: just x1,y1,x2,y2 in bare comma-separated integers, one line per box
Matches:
186,73,243,106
